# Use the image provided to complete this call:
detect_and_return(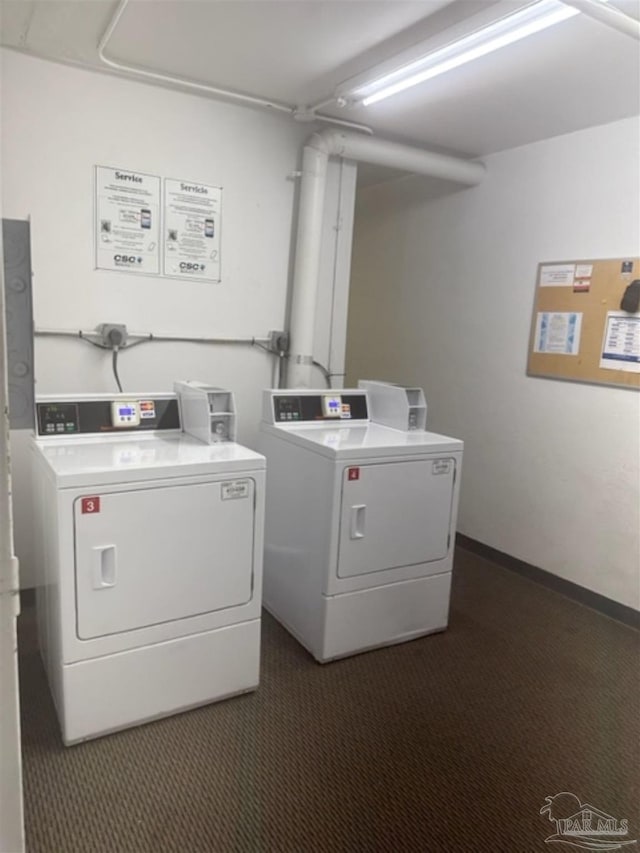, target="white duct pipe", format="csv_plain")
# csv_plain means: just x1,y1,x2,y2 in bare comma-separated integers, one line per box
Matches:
314,130,487,185
287,129,485,387
288,145,329,384
560,0,640,40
